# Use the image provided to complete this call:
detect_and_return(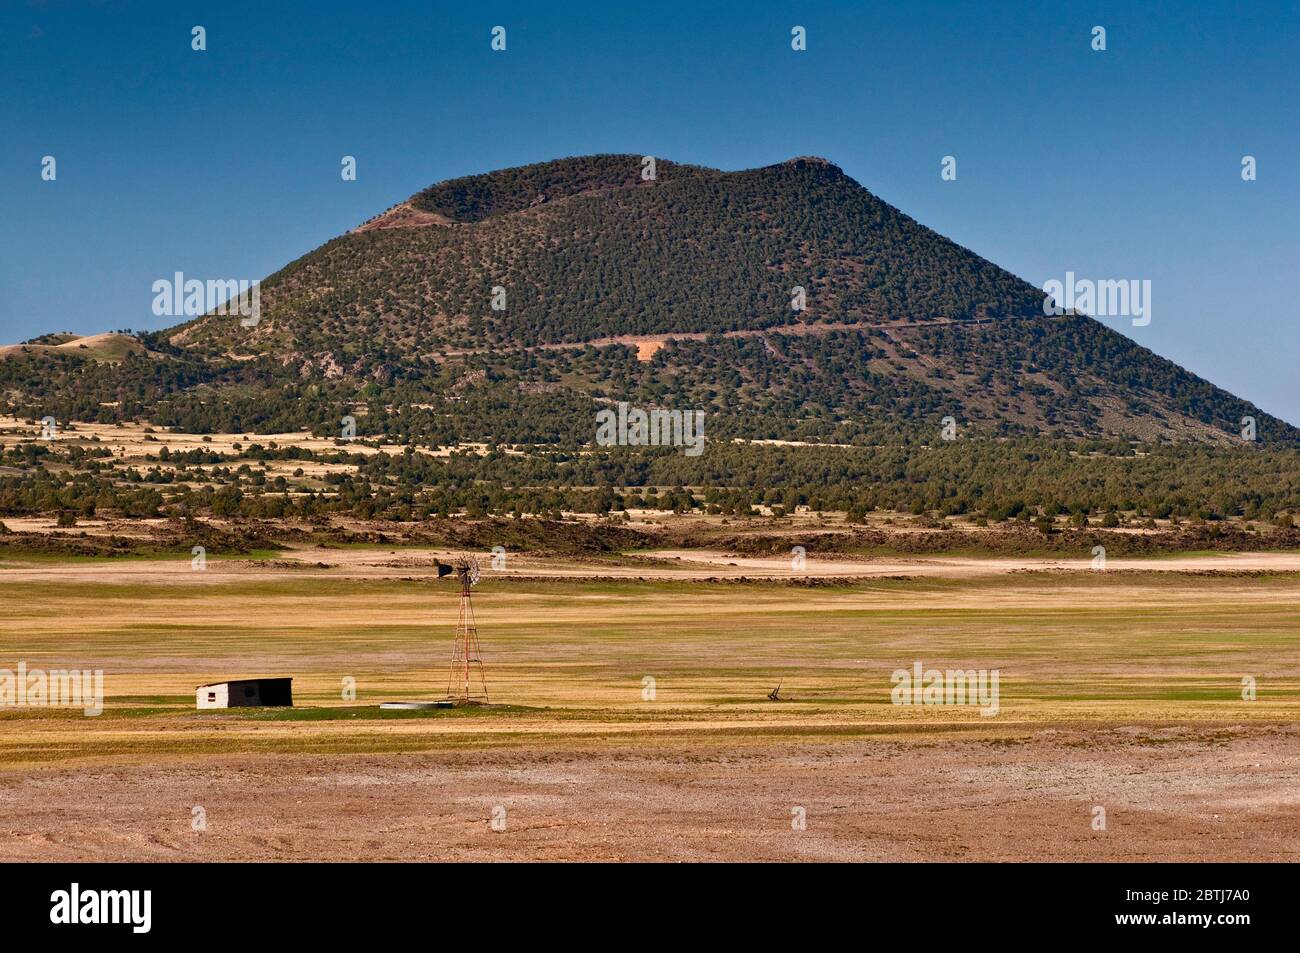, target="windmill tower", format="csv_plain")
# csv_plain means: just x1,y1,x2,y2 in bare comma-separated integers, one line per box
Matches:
437,553,488,704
